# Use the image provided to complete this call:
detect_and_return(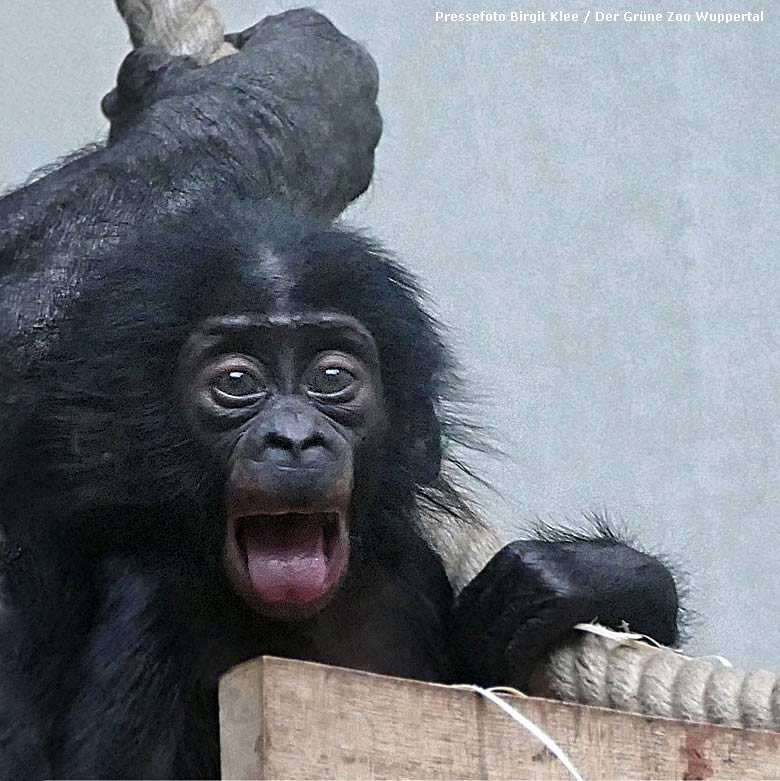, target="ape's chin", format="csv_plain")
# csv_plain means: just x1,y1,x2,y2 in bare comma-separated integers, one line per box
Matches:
224,510,350,621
